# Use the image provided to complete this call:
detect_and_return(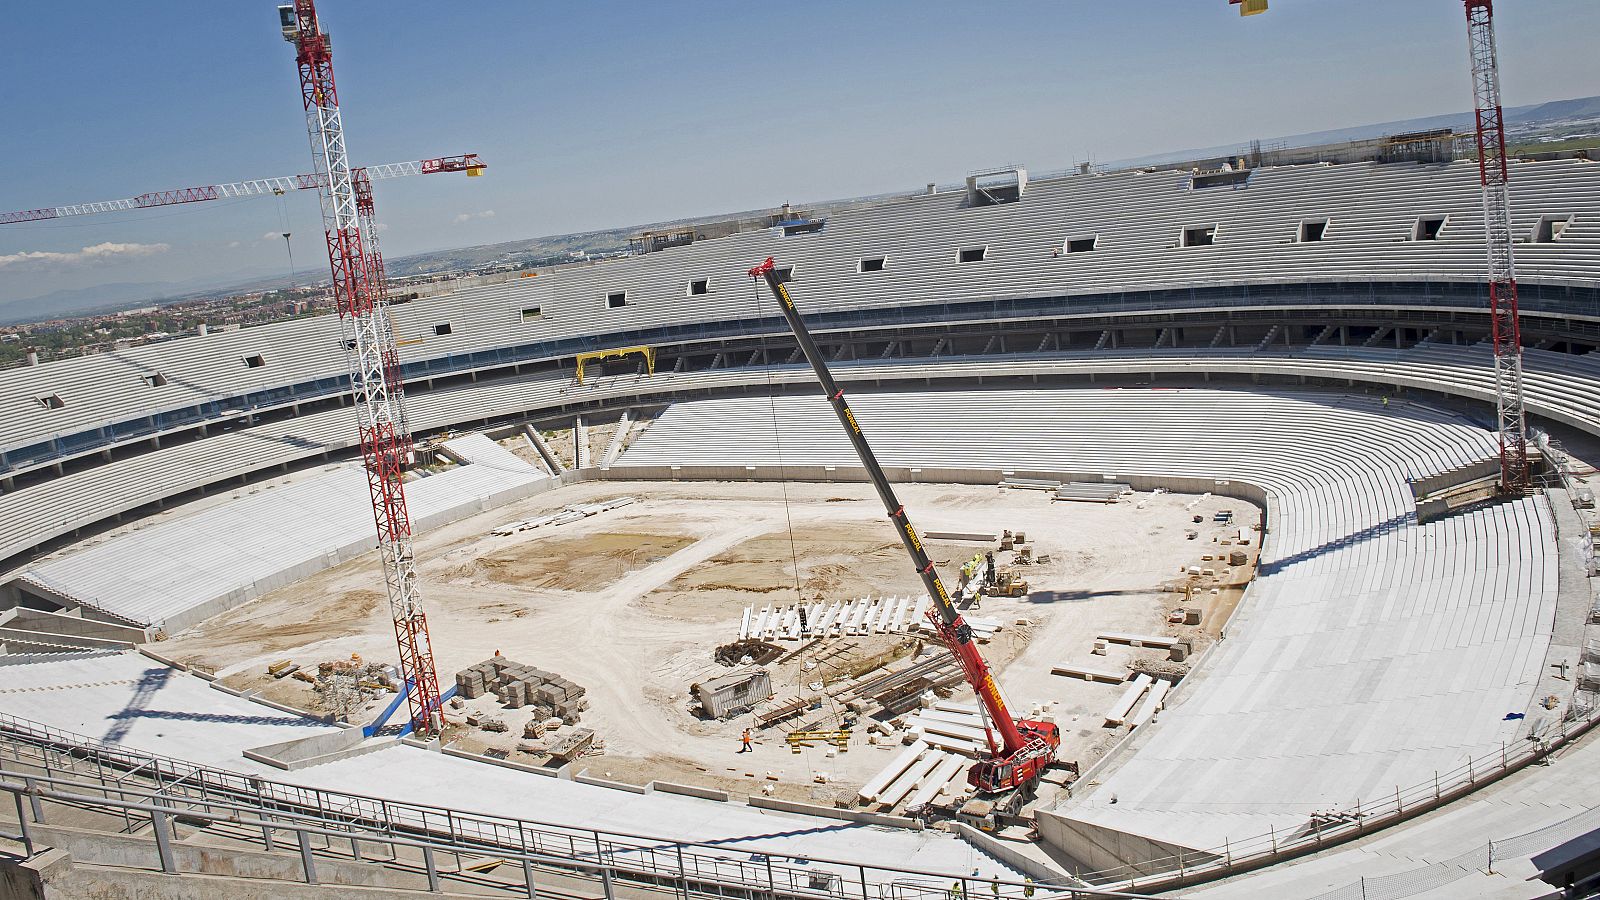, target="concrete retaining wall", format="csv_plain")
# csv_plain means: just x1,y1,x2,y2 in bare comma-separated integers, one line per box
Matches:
28,823,423,894
0,627,132,652
746,795,921,830
243,725,377,771
6,608,146,642
951,823,1075,885
649,781,731,802
1032,811,1219,880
